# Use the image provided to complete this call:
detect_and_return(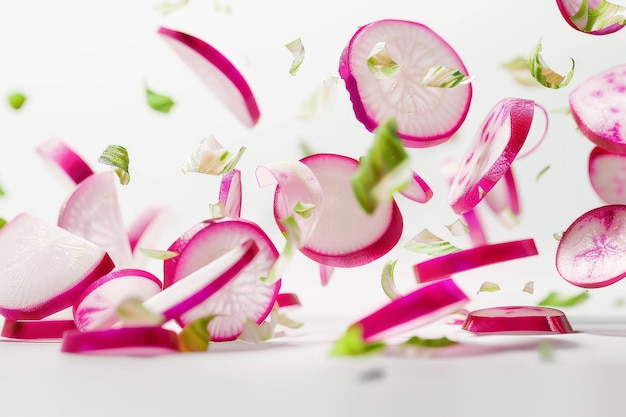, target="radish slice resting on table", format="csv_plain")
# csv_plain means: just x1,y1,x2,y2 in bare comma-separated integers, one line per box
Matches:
556,0,626,35
61,326,180,356
588,146,626,204
2,319,77,340
482,167,520,225
461,305,574,334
